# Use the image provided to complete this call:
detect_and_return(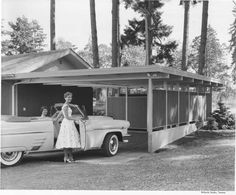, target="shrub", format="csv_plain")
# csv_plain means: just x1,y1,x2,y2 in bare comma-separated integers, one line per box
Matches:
204,102,235,130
